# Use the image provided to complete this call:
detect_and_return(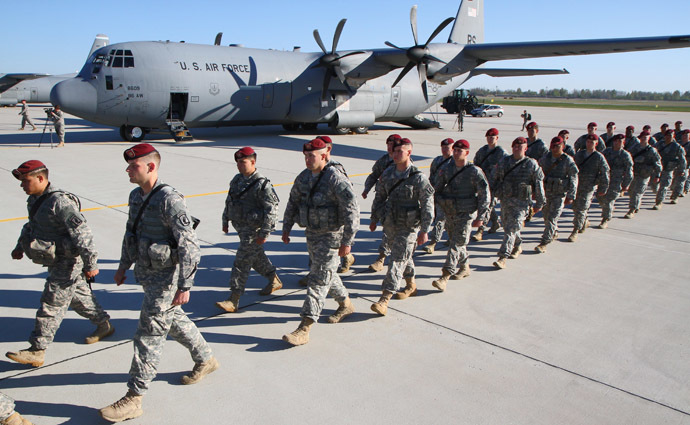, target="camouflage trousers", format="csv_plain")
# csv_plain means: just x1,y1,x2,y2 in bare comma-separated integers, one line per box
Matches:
428,202,446,243
0,392,14,421
498,199,529,257
685,169,690,192
382,225,417,293
628,175,652,211
479,197,500,232
596,190,623,221
378,232,391,256
541,195,565,244
301,231,348,322
54,123,65,143
572,185,597,231
21,115,34,129
229,231,276,295
656,170,675,203
670,169,687,199
128,267,213,395
442,212,473,274
30,257,110,351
